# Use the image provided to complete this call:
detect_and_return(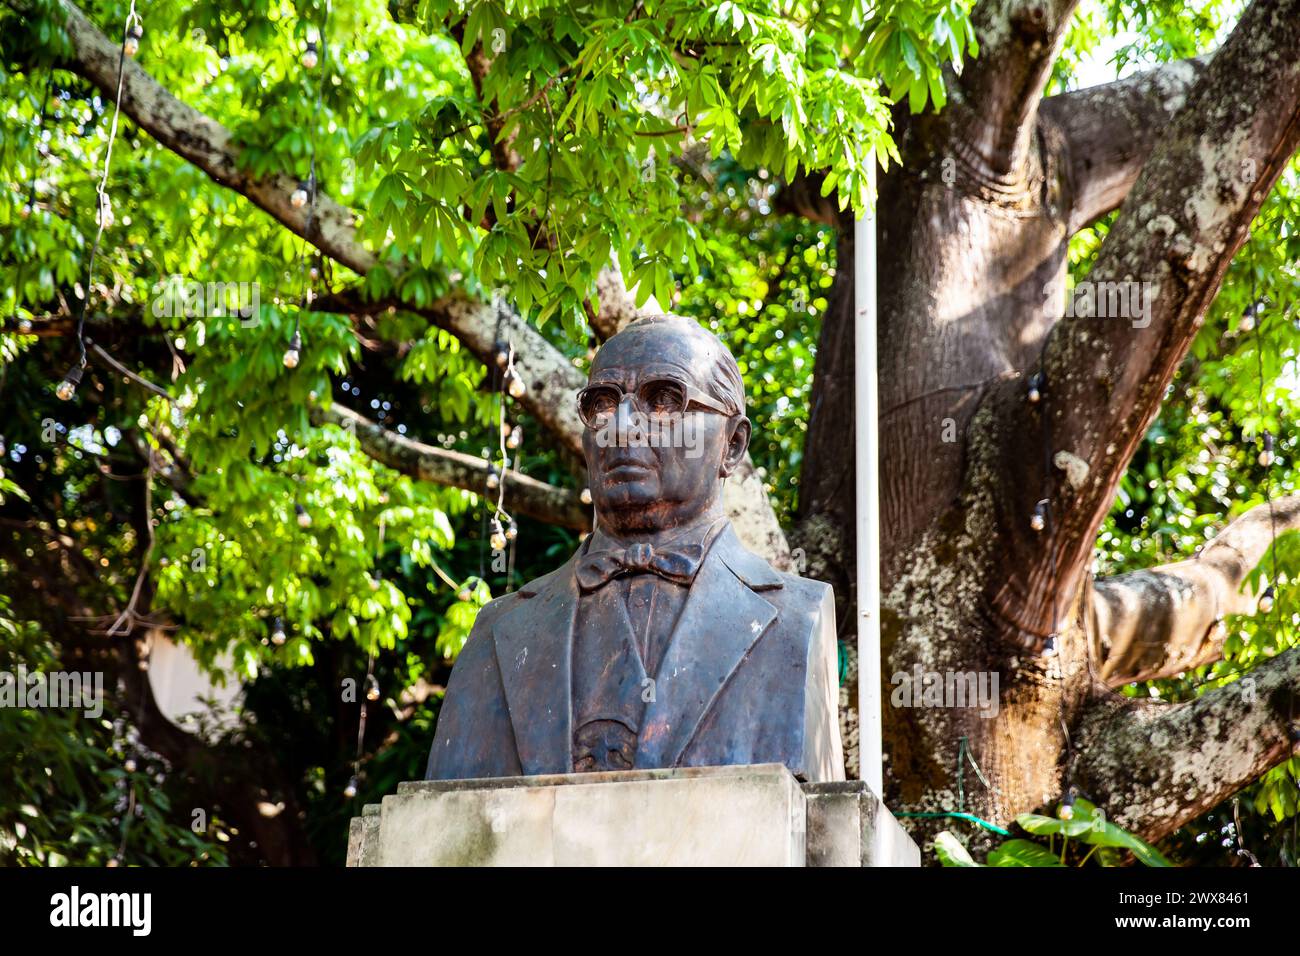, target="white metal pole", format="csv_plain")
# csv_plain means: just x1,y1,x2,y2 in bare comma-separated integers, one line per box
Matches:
854,156,883,796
